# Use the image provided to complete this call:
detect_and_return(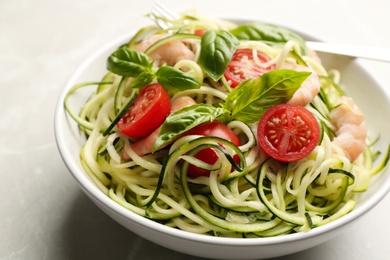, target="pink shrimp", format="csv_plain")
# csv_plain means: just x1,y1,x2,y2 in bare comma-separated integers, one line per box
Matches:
329,96,367,162
135,34,195,66
281,62,321,107
307,48,322,65
122,96,196,160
